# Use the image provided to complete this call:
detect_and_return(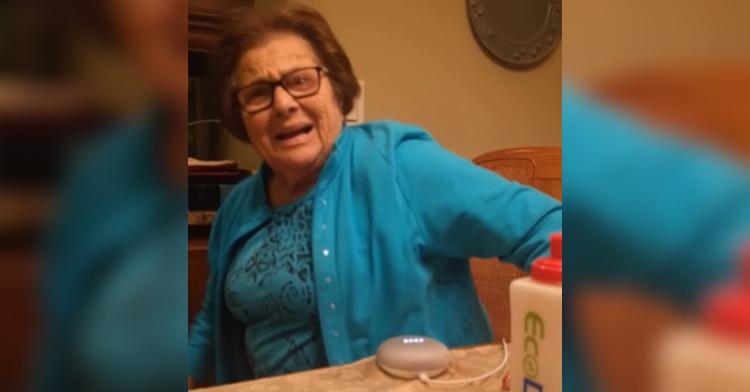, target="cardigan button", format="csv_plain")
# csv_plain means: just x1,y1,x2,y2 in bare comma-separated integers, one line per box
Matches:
323,249,330,256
